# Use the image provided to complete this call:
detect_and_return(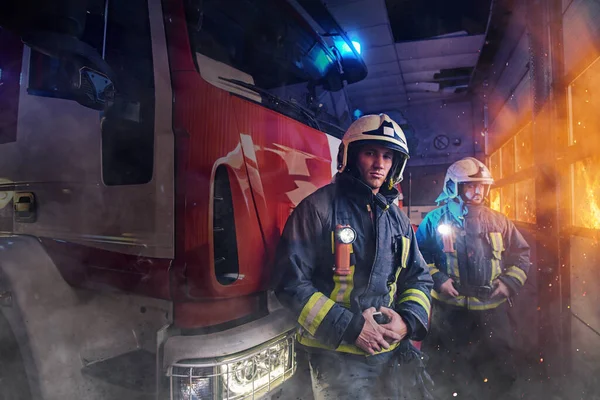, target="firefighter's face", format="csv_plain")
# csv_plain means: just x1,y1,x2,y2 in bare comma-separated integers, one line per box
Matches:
356,144,394,193
461,182,485,204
